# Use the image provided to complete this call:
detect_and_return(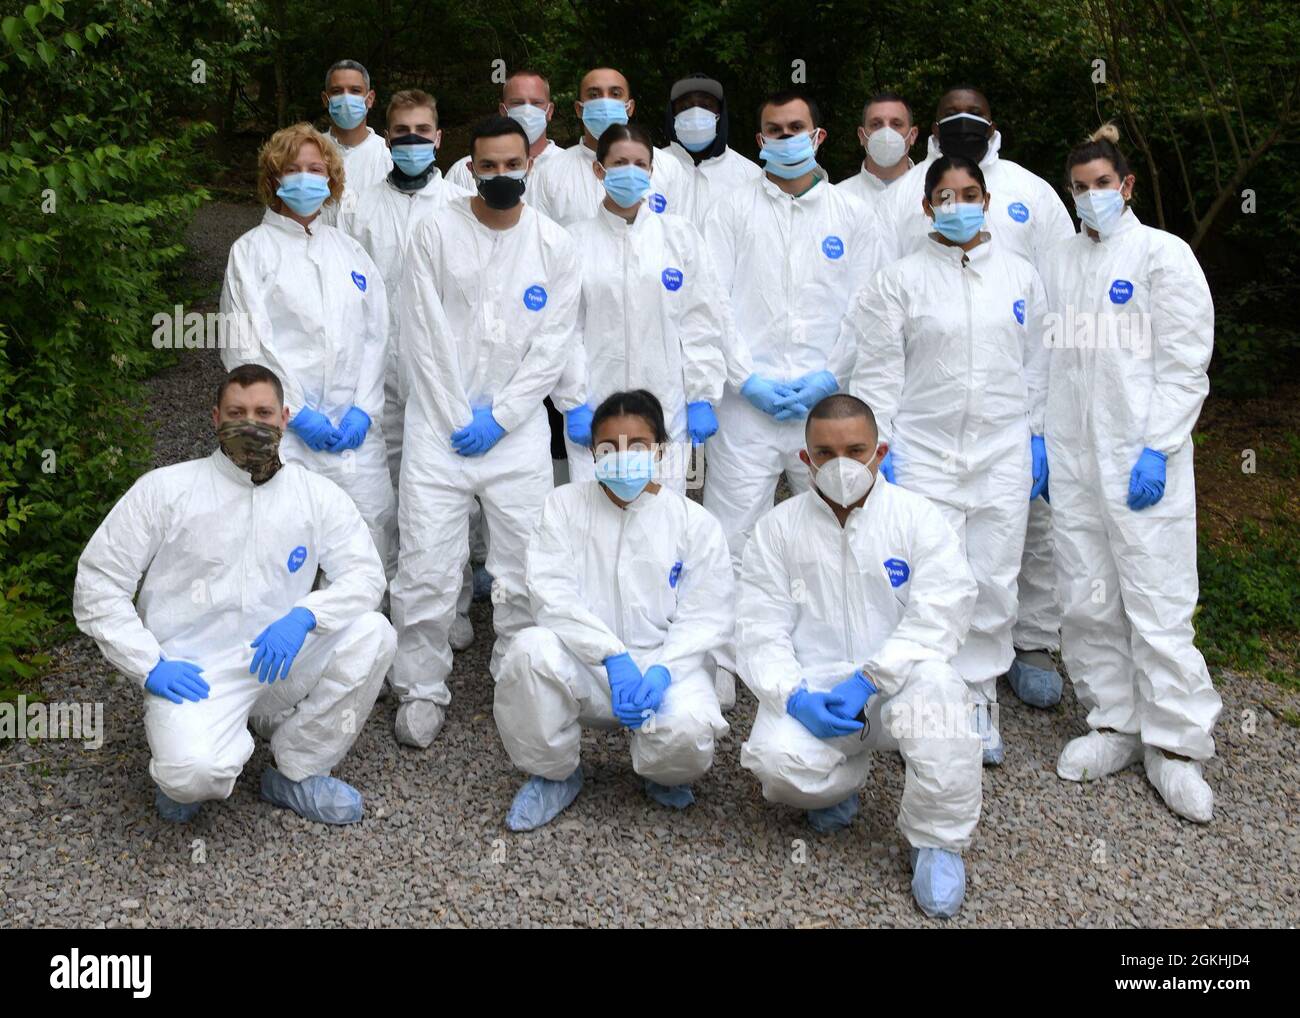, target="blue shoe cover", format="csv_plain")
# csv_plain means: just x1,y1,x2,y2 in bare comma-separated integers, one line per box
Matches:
472,565,495,602
260,766,363,824
506,768,583,831
645,780,695,809
911,847,966,918
155,787,202,823
972,703,1005,766
1007,653,1063,708
806,794,858,832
